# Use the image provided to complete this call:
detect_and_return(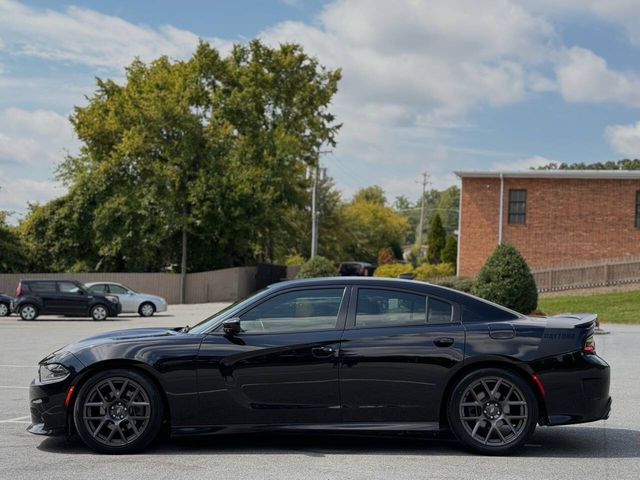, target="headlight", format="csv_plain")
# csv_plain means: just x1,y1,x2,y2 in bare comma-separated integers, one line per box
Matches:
38,363,70,384
106,295,119,304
